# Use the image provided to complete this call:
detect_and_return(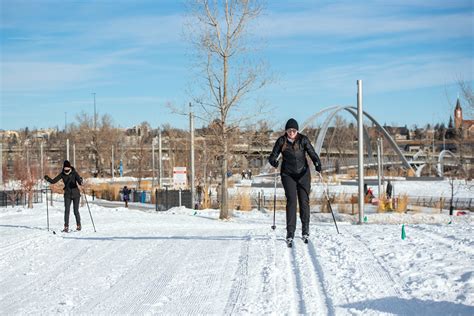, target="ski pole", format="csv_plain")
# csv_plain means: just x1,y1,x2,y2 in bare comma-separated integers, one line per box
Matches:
271,169,277,230
317,172,340,234
81,187,97,232
45,185,49,231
